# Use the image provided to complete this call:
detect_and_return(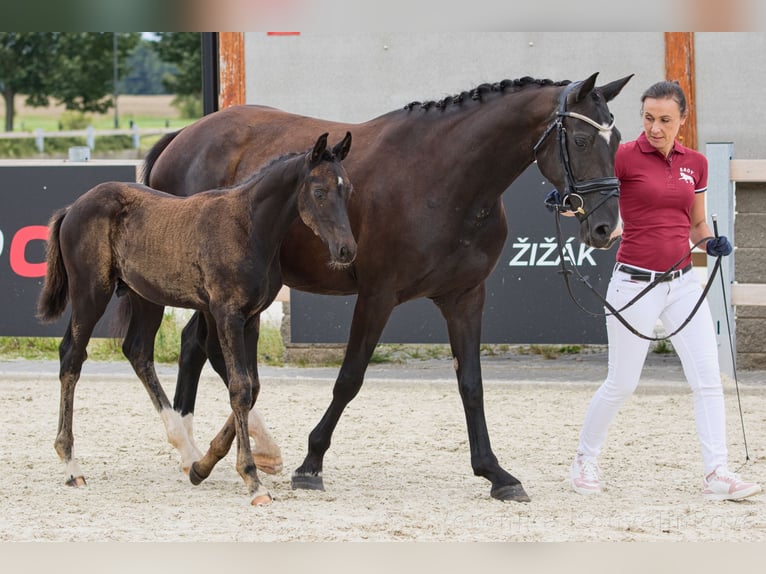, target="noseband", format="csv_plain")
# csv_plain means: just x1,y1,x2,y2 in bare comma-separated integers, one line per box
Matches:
533,81,620,221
